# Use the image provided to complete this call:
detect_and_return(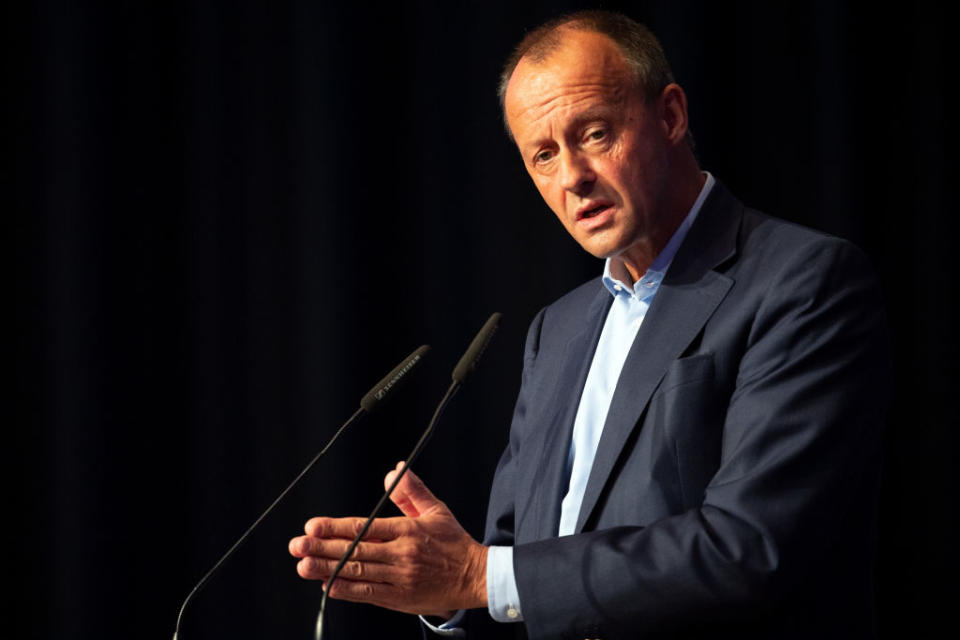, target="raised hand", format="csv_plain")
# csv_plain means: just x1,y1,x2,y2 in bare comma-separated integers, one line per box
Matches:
289,463,488,618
